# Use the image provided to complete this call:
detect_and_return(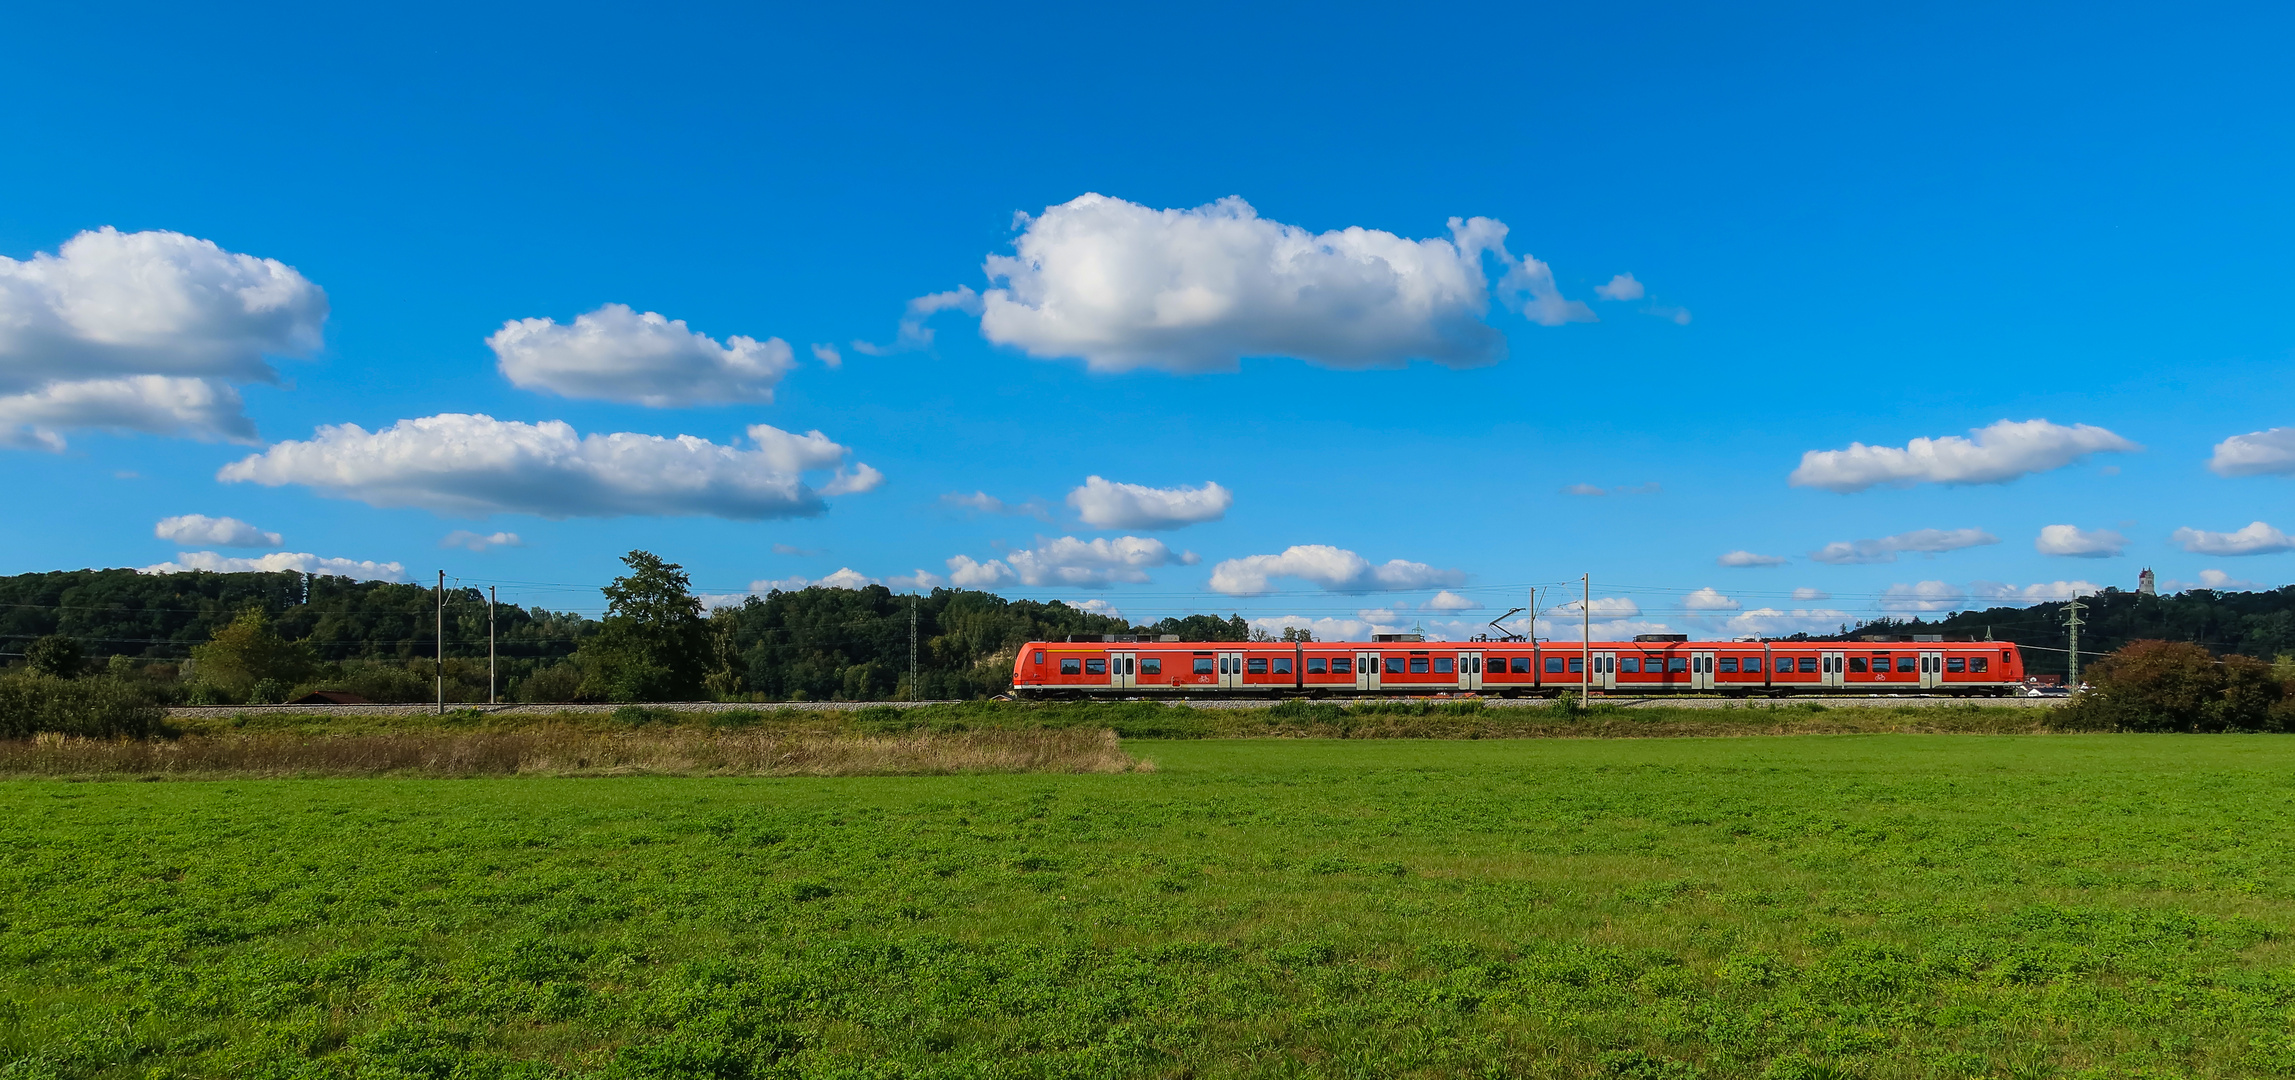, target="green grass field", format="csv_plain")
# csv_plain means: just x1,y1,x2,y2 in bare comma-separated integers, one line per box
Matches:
5,735,2293,1078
